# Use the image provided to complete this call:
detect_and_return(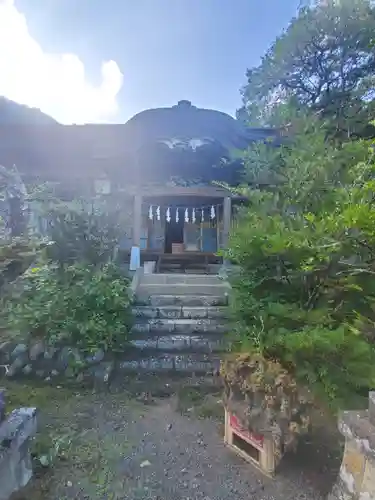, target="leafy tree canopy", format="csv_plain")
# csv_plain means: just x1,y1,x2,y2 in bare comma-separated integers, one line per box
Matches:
238,0,375,138
226,110,375,411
